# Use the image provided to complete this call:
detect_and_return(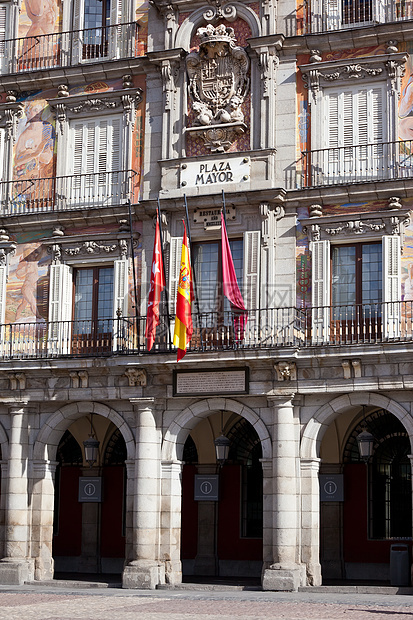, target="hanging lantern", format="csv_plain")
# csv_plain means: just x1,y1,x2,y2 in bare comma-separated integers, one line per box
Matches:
357,429,374,462
83,413,100,467
214,434,230,467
